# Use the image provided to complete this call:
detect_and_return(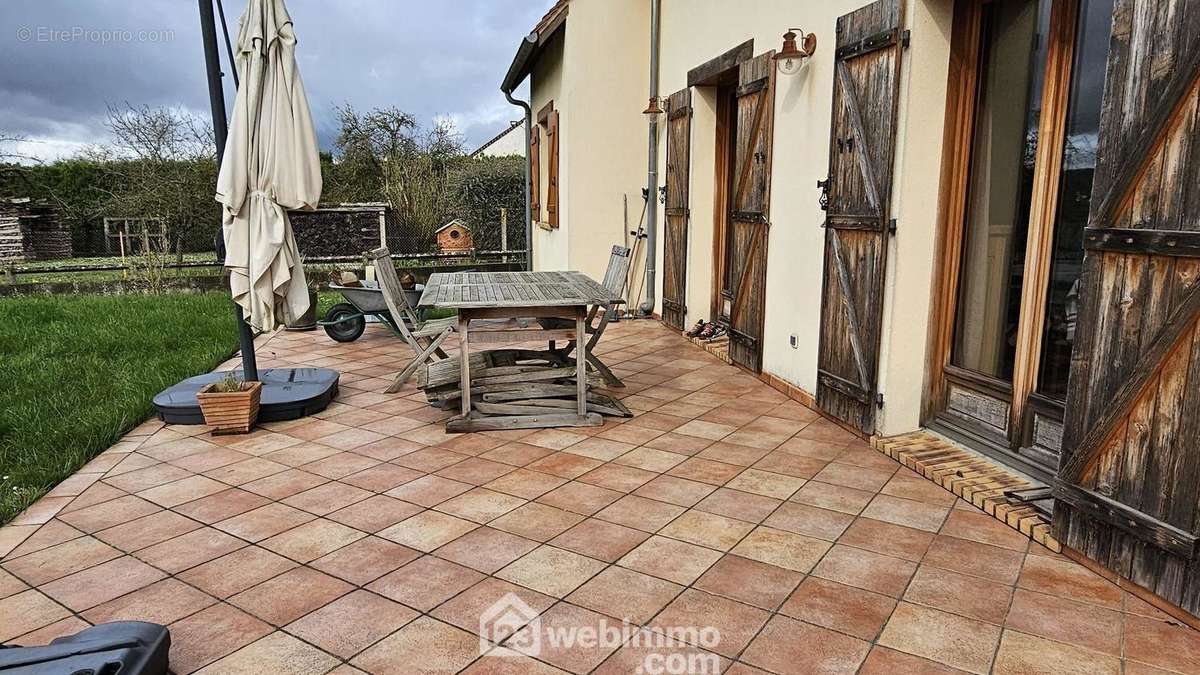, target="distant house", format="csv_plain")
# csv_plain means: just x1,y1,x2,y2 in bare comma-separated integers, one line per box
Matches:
469,120,525,159
435,219,473,253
